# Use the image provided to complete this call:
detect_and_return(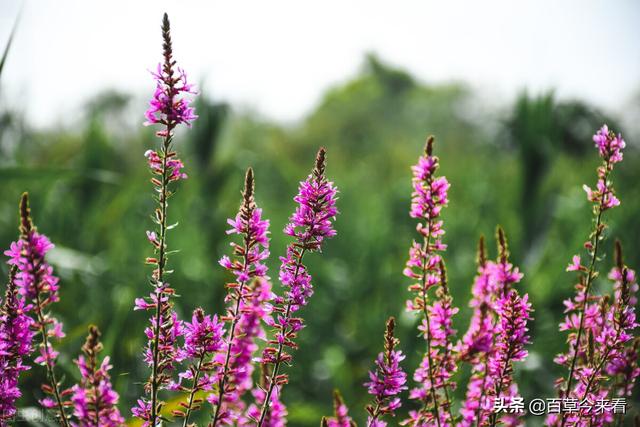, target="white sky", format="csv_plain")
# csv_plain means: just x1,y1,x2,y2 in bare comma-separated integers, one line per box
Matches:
1,0,639,127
